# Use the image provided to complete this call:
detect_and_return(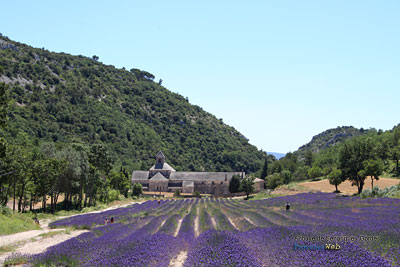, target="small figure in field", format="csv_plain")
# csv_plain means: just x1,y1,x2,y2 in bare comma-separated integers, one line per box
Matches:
104,218,108,225
34,217,40,225
158,199,161,205
285,202,291,211
110,217,114,223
